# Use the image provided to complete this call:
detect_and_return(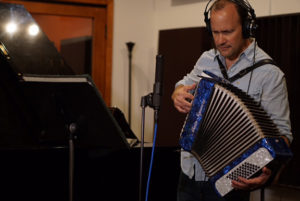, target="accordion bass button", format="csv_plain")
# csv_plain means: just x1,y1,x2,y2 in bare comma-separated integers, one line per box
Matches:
213,147,274,197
